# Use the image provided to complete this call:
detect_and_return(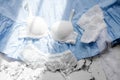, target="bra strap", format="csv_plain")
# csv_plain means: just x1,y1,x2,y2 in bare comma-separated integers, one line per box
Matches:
69,9,75,21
